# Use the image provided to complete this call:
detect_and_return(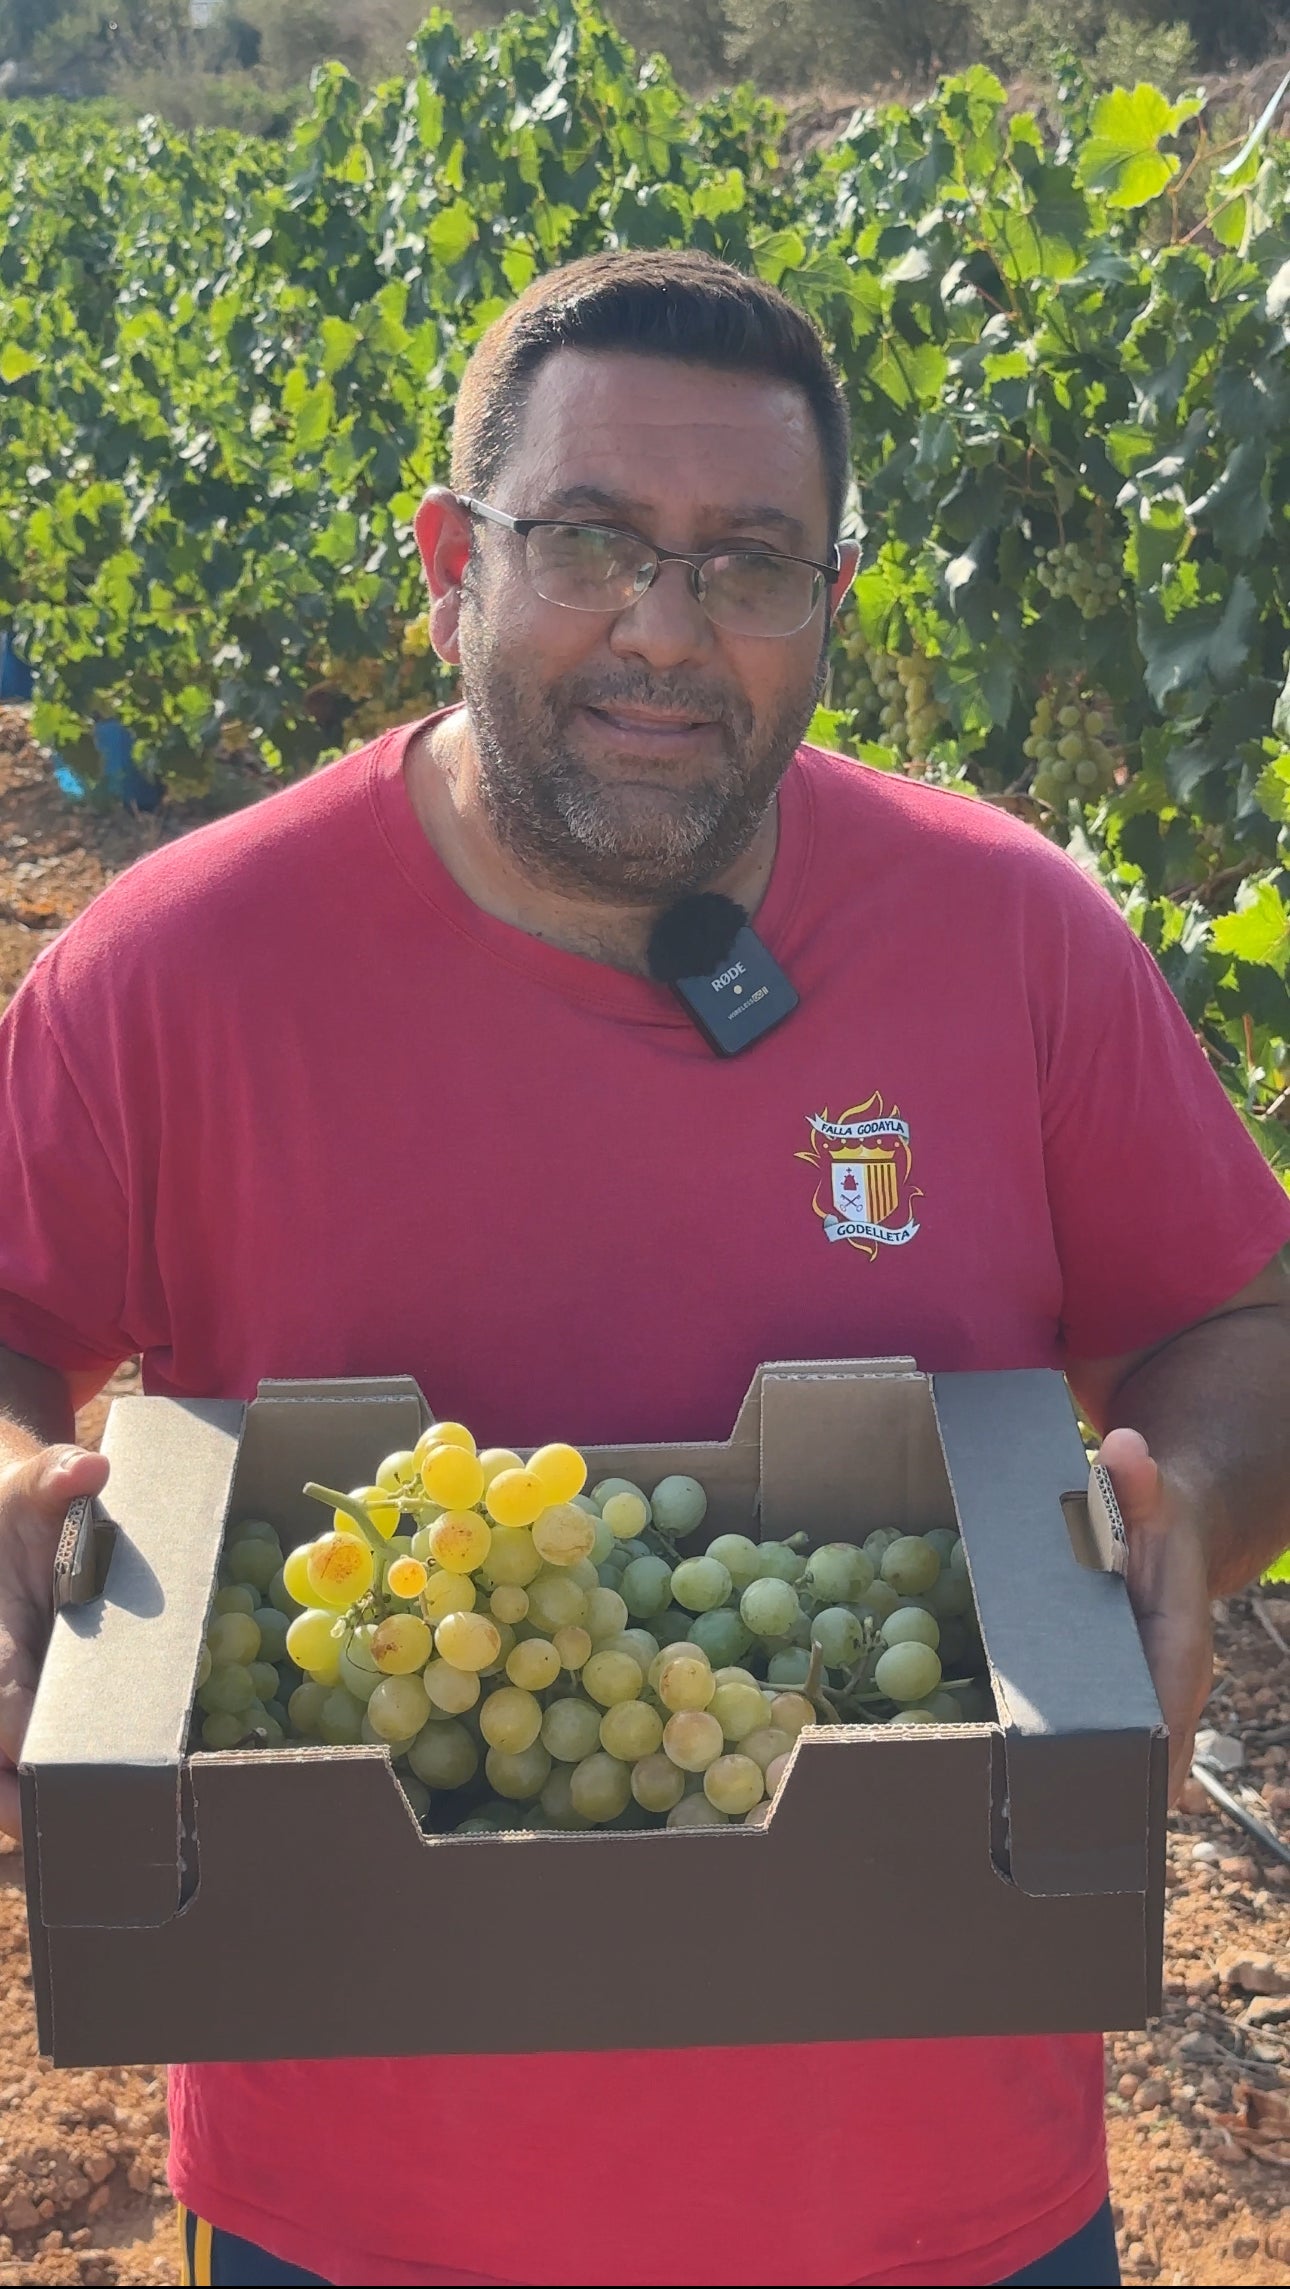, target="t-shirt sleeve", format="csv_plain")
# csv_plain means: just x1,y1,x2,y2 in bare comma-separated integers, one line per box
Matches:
0,967,134,1384
1035,860,1290,1361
